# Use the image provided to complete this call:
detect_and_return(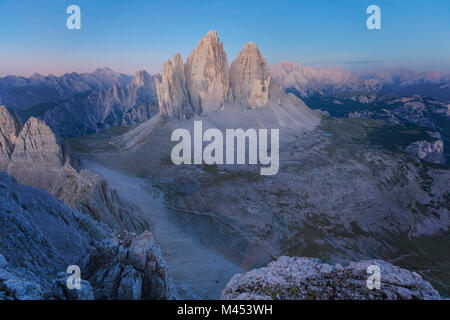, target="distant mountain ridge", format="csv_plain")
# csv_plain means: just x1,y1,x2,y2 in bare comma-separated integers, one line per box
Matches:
42,71,160,137
0,67,133,110
272,62,450,101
